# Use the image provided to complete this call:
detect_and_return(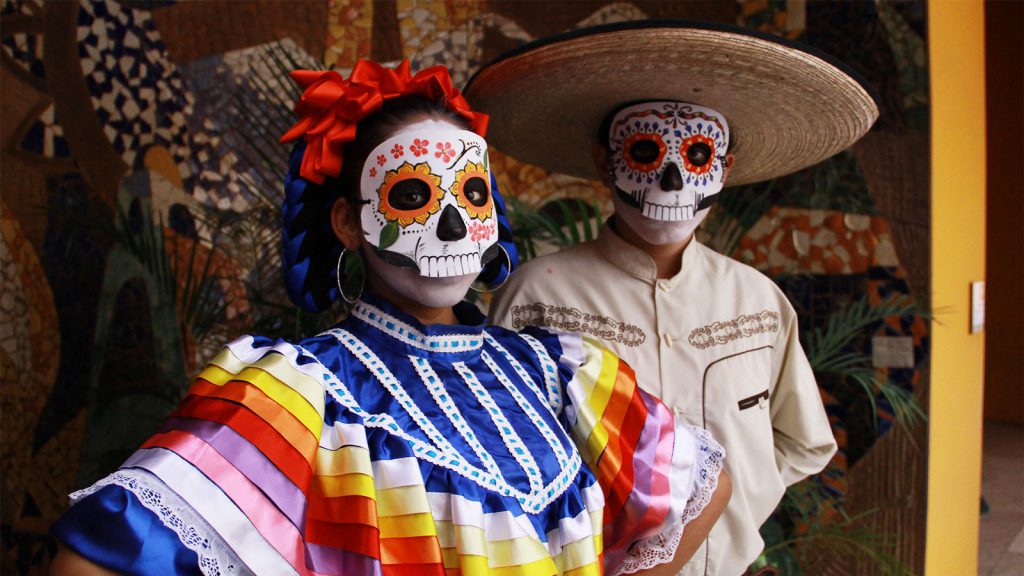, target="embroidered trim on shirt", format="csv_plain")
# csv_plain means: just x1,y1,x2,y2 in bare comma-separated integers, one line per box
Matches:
480,350,571,466
351,301,483,352
510,303,647,347
454,361,544,492
688,311,780,350
409,356,507,481
315,330,583,514
485,332,563,414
